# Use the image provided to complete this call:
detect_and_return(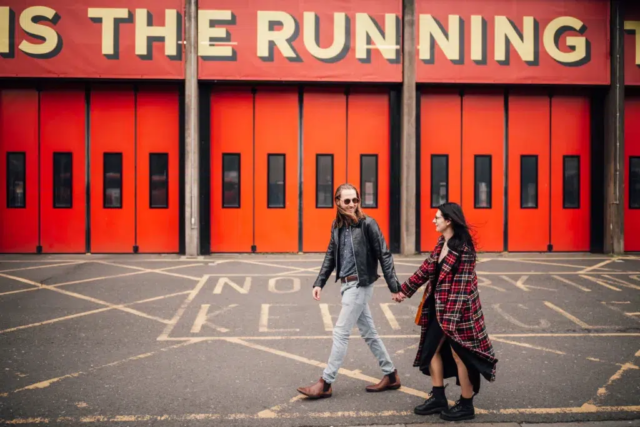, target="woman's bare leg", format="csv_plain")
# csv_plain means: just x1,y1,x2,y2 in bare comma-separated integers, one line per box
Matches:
429,337,447,387
451,348,474,398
